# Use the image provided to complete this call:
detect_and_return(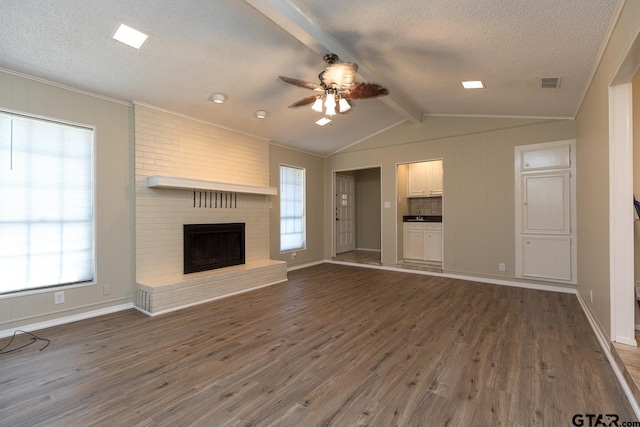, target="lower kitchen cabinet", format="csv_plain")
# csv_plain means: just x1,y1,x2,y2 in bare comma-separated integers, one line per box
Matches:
425,229,442,262
403,222,442,262
403,226,425,260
